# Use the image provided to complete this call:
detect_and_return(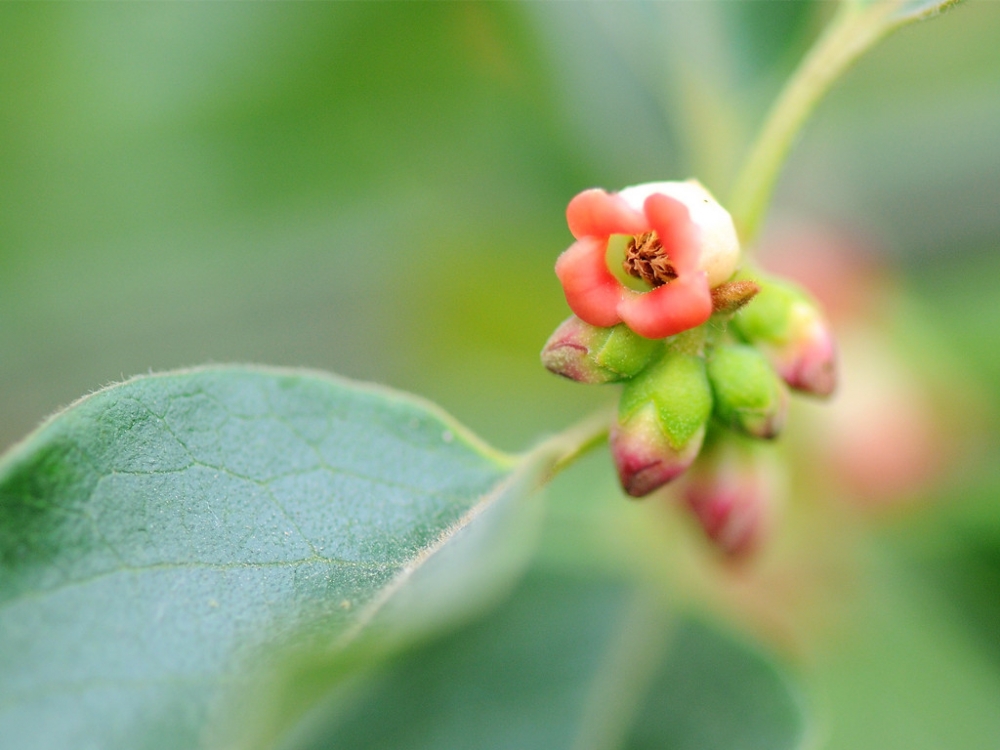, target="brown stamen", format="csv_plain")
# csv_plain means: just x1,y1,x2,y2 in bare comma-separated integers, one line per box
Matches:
710,280,760,313
623,232,676,287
